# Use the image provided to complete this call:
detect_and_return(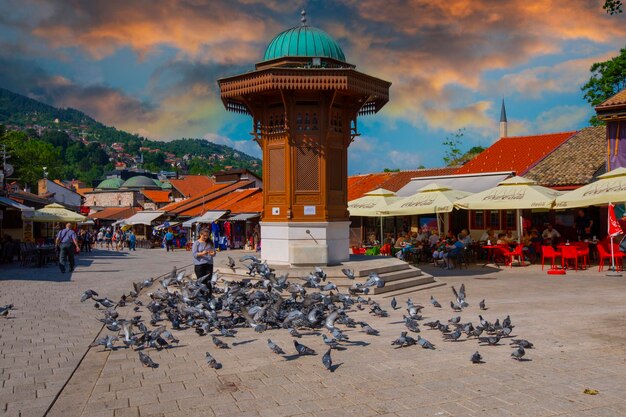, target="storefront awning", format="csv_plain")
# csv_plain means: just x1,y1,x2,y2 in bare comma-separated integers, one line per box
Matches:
182,216,201,228
195,210,229,223
397,172,514,197
124,211,164,225
228,212,260,221
0,196,33,211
